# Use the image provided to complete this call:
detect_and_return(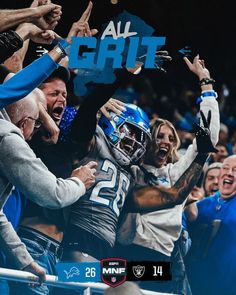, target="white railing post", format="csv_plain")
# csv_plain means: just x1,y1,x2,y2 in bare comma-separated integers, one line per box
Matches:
83,287,91,295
